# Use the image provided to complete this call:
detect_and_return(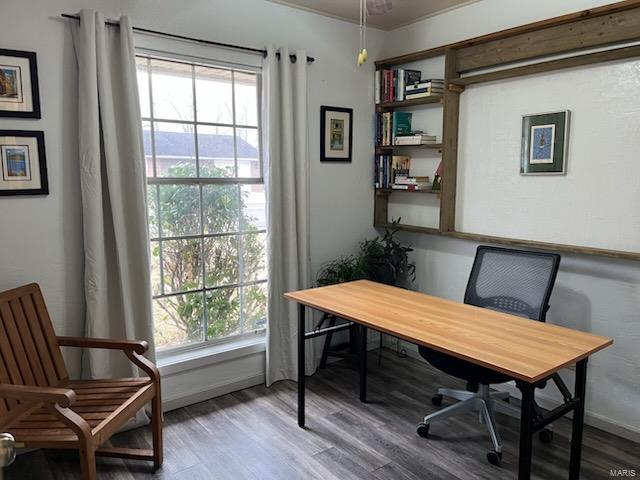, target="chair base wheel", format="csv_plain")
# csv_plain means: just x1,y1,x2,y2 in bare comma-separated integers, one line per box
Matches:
486,450,502,466
431,394,443,407
416,422,430,438
538,428,554,444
